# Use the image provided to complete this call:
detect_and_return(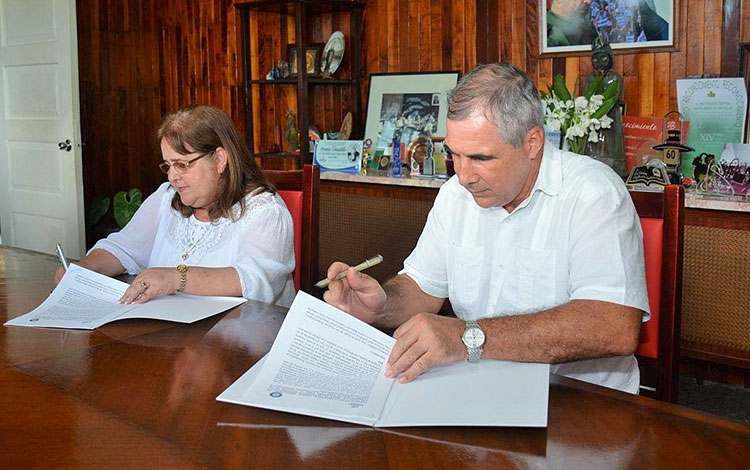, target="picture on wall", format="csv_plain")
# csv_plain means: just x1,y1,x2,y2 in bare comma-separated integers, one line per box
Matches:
540,0,676,55
364,72,460,152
